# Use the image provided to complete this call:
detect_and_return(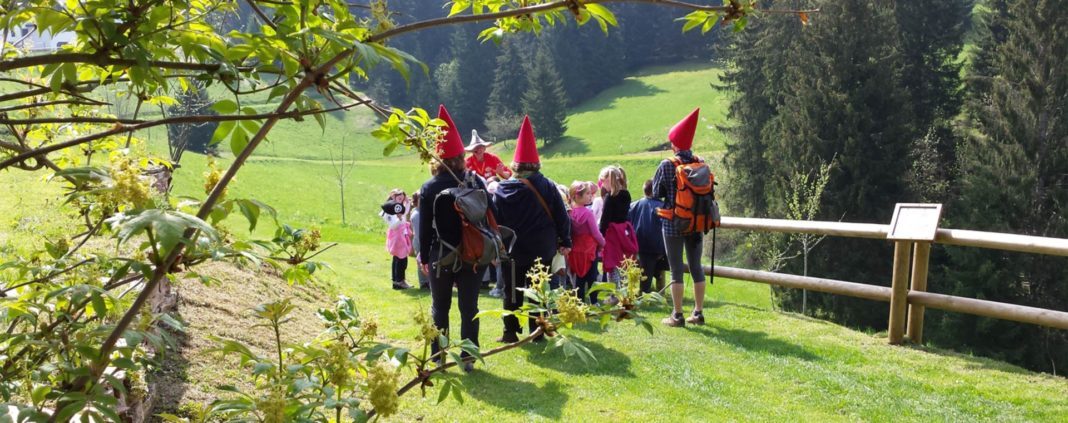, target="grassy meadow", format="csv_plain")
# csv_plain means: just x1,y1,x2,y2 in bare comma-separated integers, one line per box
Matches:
3,62,1067,421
